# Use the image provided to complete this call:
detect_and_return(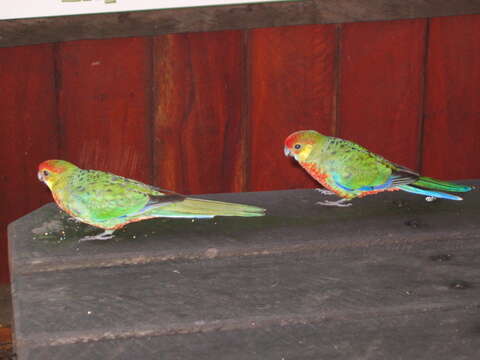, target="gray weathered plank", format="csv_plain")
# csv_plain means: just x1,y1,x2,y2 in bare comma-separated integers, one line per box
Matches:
12,238,480,358
2,0,480,47
14,241,480,336
9,186,480,359
18,306,480,360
